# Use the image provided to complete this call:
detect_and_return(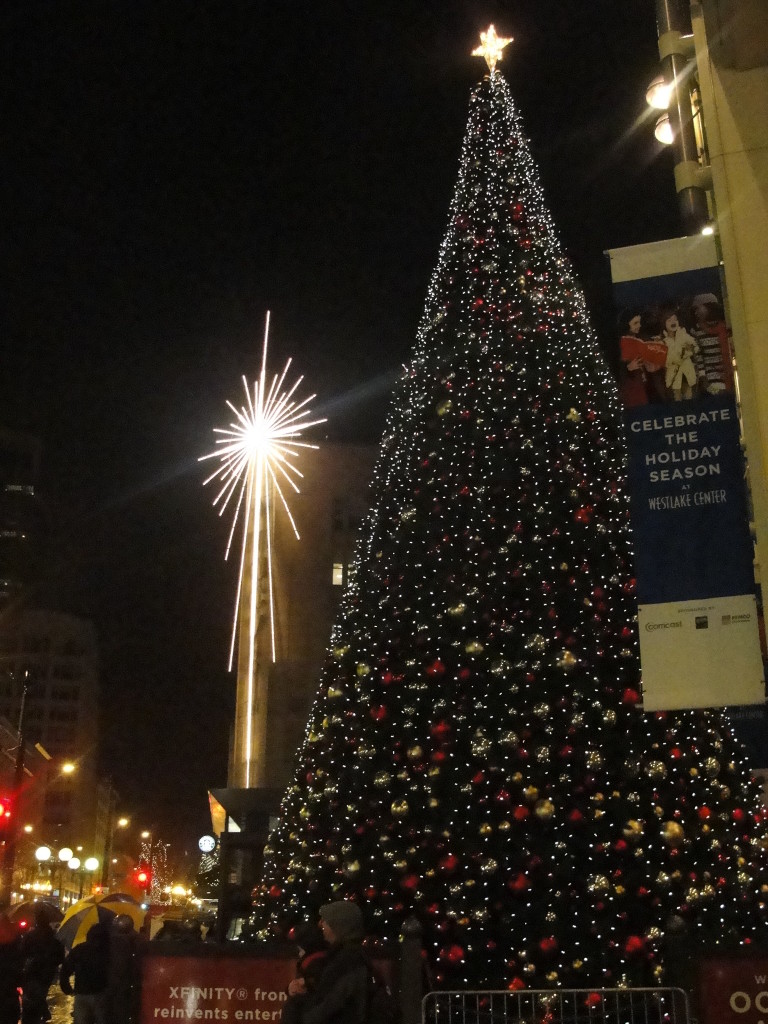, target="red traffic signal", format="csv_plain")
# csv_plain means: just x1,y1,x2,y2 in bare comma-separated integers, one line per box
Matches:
0,796,11,819
134,865,151,889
